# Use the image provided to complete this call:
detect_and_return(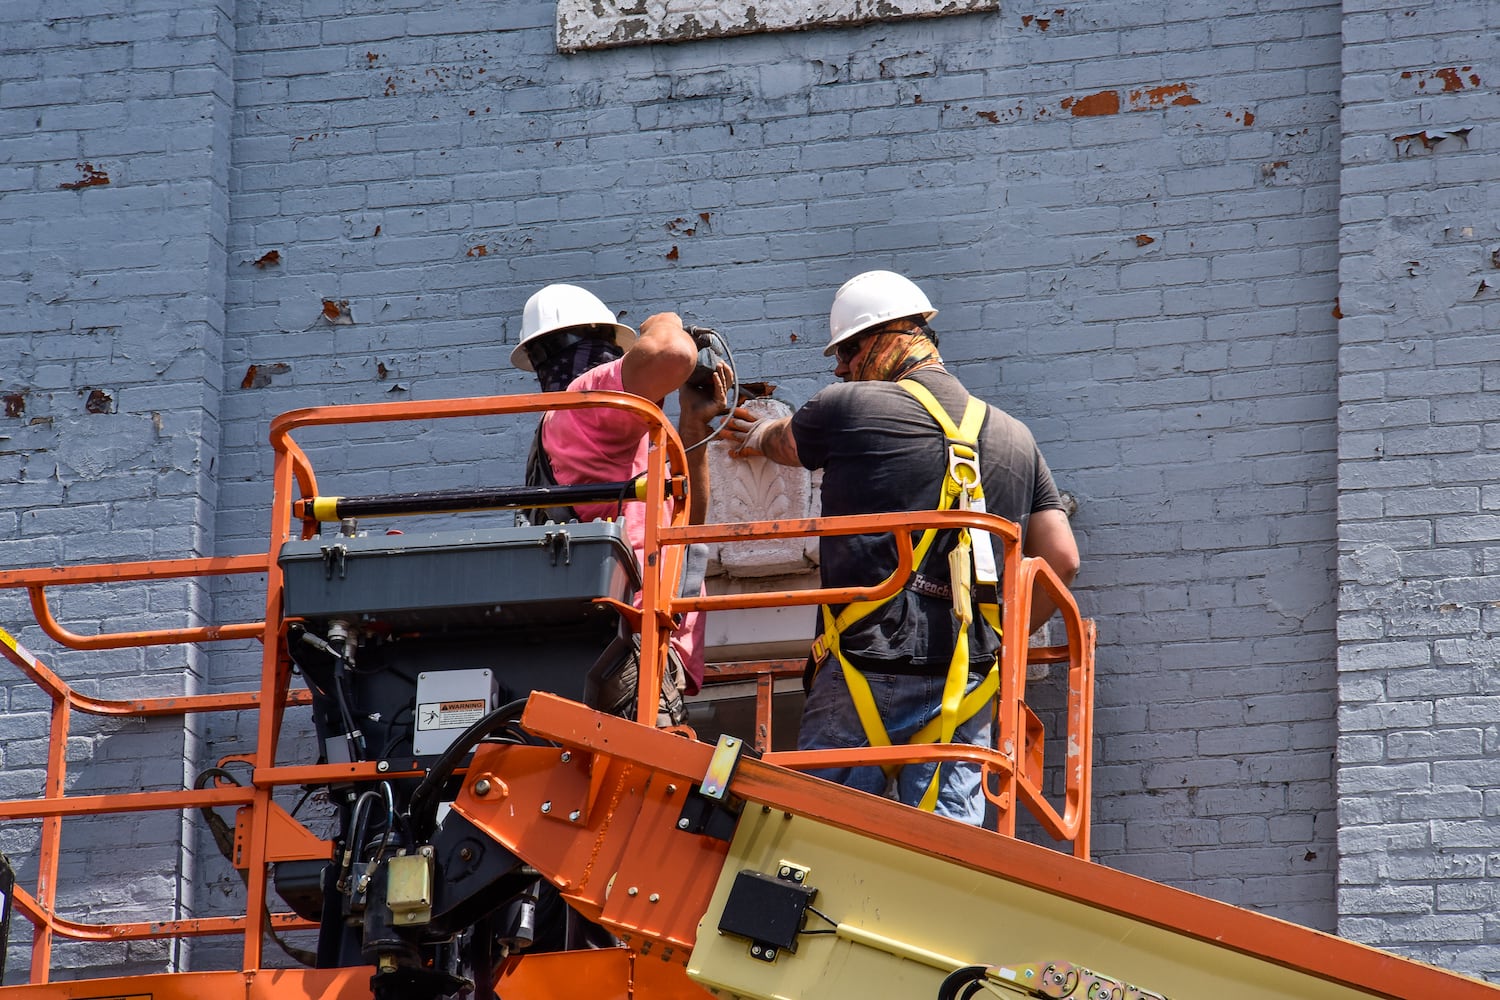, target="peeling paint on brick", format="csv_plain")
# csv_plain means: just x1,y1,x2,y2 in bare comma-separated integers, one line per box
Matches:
1021,11,1063,30
251,250,280,269
466,244,489,257
1225,109,1256,127
1135,234,1155,247
1401,67,1481,92
665,245,680,261
1392,128,1470,156
3,393,25,419
58,163,110,190
81,389,114,414
321,299,354,324
241,363,292,390
1129,83,1201,110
